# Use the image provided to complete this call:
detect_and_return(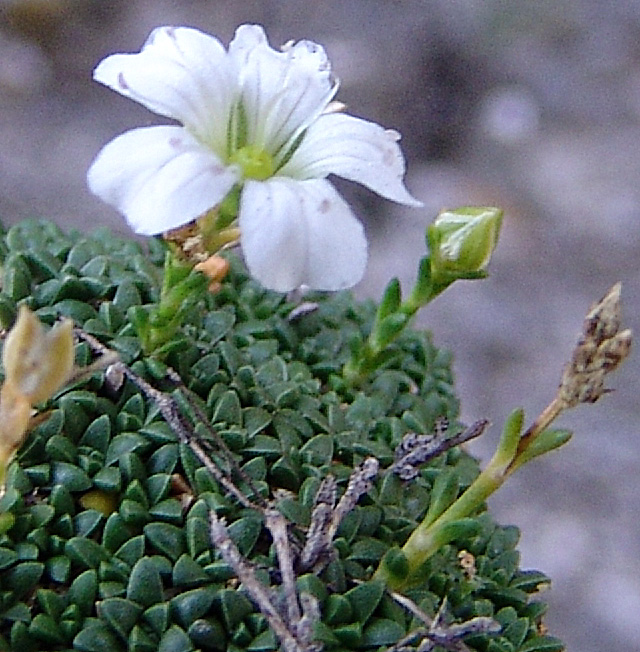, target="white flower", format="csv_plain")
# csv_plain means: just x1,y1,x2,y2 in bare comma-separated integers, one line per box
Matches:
87,24,421,291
